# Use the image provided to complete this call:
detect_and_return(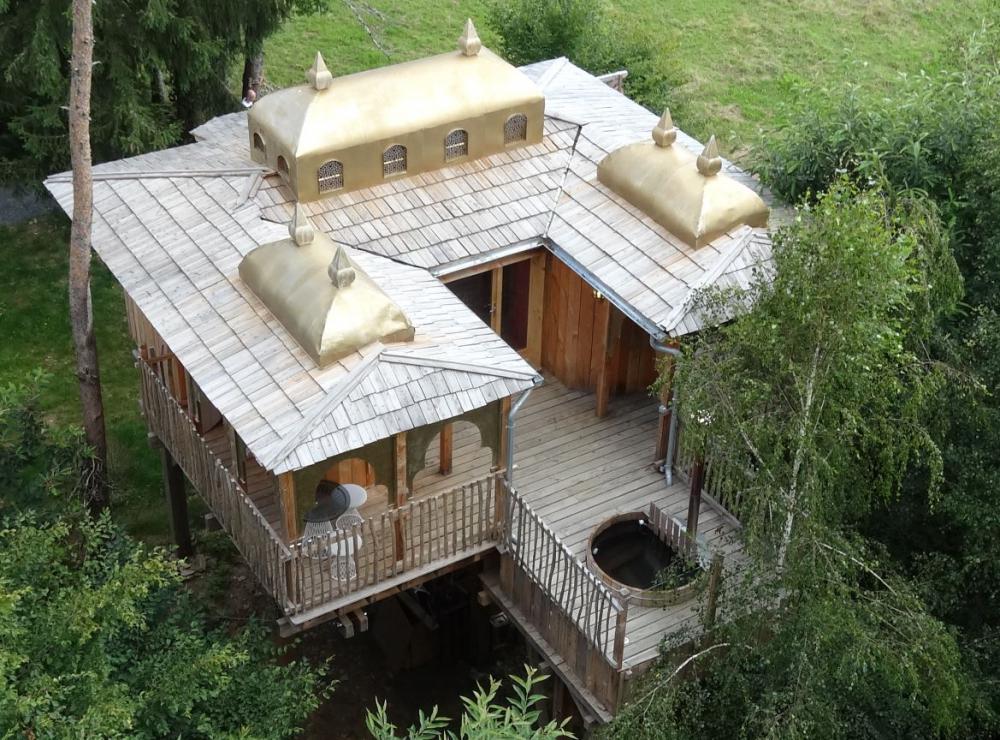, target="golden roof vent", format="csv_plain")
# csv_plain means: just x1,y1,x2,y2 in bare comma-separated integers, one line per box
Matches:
458,18,482,56
239,205,414,366
597,112,769,247
246,20,544,202
306,51,333,90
